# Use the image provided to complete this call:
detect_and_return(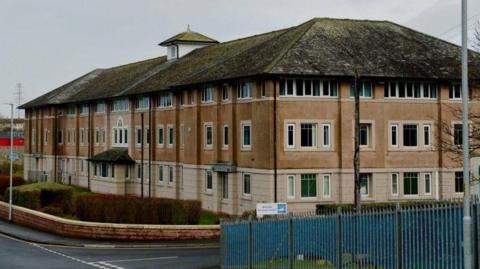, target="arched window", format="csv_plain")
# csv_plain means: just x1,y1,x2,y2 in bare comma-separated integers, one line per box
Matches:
113,117,128,147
